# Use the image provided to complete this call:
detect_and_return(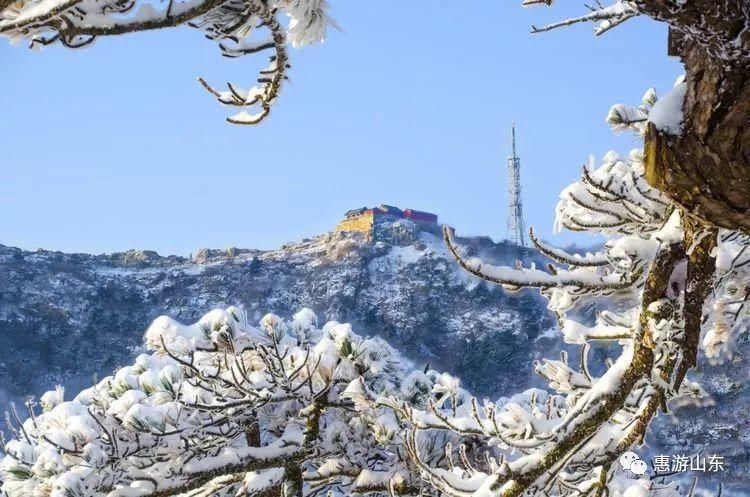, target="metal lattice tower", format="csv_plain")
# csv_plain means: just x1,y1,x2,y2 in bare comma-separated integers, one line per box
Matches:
506,124,526,246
